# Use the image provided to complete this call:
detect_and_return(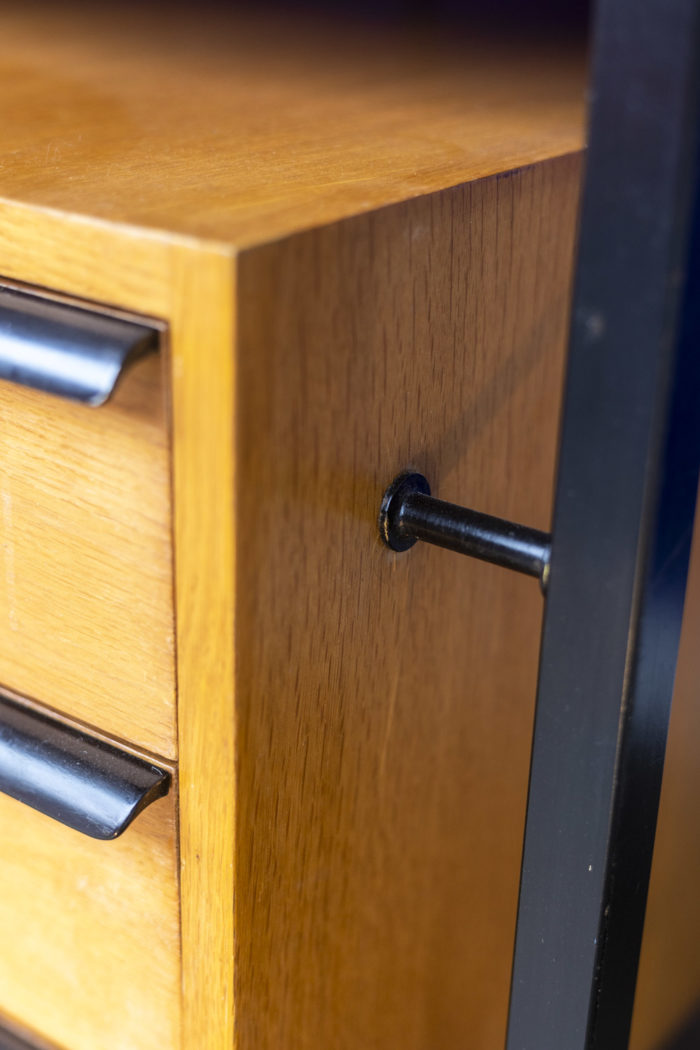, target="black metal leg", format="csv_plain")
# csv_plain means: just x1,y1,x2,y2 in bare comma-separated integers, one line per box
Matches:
506,1,700,1048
